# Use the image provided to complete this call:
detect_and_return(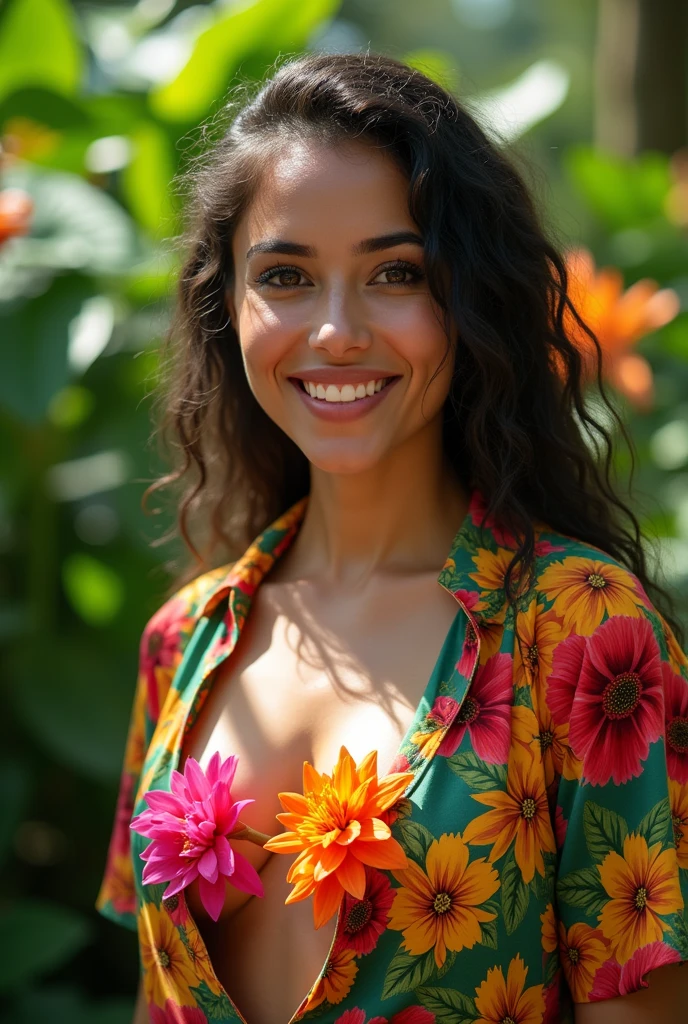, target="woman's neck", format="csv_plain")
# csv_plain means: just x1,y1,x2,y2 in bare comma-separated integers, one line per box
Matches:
272,424,468,588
